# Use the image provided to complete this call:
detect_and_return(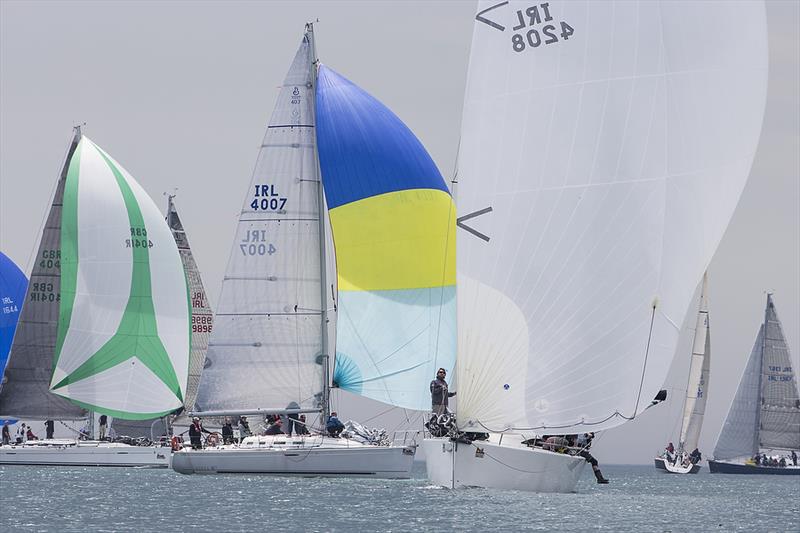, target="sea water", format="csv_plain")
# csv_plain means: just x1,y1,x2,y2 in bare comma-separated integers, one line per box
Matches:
0,463,797,532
